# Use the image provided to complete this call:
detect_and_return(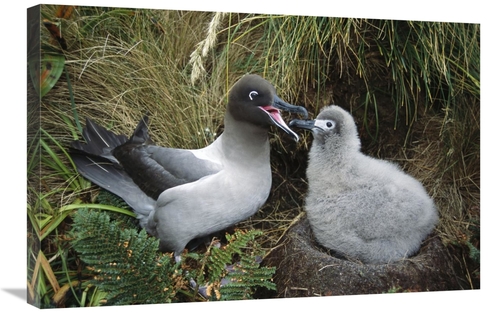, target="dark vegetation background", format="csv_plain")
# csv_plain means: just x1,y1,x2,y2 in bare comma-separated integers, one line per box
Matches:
26,4,480,308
